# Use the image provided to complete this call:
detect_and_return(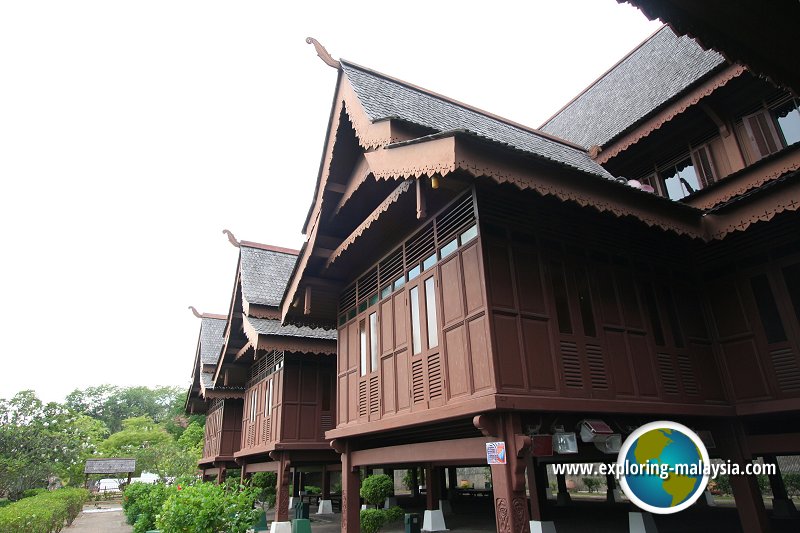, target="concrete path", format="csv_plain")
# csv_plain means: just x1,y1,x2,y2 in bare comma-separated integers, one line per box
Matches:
64,502,132,533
